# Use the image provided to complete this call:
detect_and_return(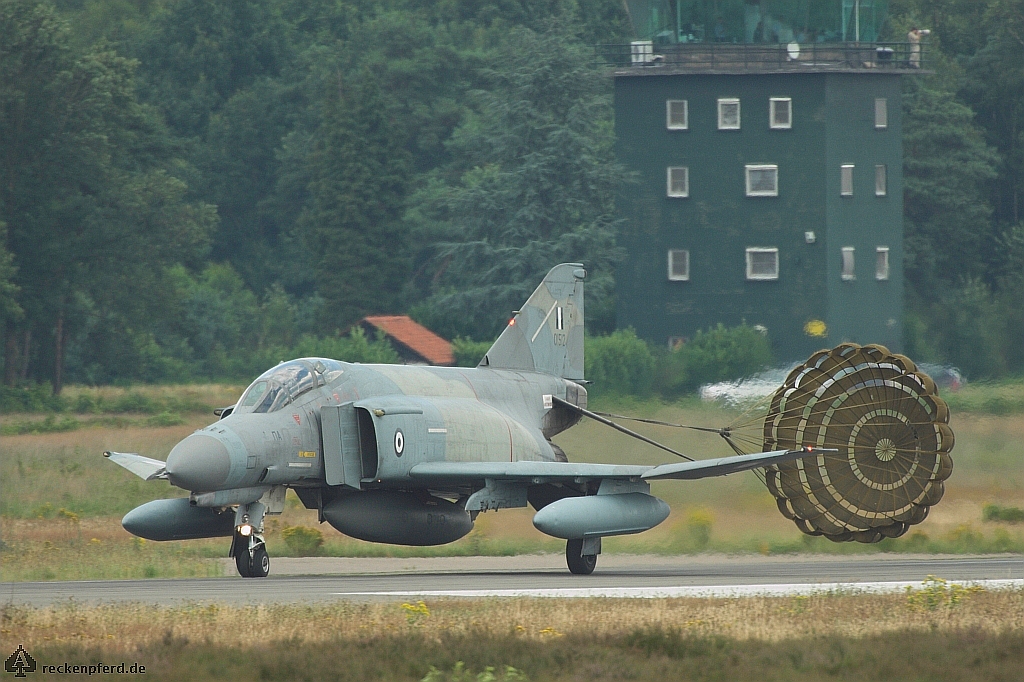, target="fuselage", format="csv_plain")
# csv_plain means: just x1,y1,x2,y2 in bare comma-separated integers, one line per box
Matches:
164,358,586,497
